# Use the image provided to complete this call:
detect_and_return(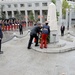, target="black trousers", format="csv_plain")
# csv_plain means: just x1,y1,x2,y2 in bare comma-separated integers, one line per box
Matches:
61,31,64,36
0,40,1,52
28,34,38,48
19,30,23,35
